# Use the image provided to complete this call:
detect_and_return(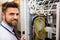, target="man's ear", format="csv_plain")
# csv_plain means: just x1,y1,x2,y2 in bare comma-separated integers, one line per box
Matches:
1,13,5,19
